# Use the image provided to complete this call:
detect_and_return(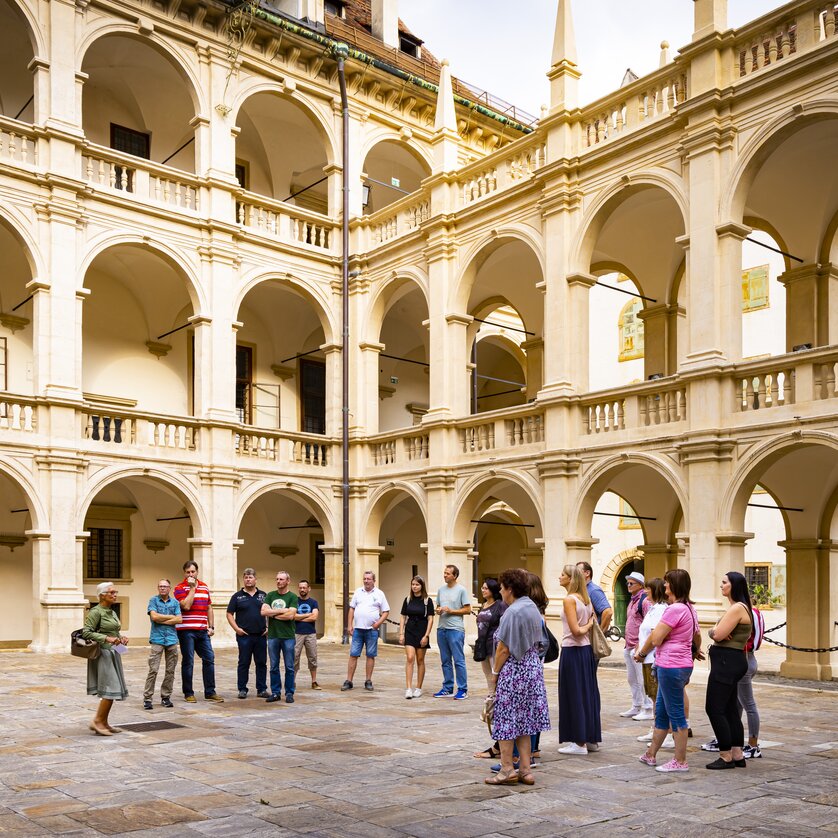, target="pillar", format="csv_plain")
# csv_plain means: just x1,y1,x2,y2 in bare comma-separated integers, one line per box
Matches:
521,337,544,401
357,342,384,434
638,304,673,379
565,273,596,393
778,263,838,351
779,539,836,681
639,542,682,581
321,545,344,642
